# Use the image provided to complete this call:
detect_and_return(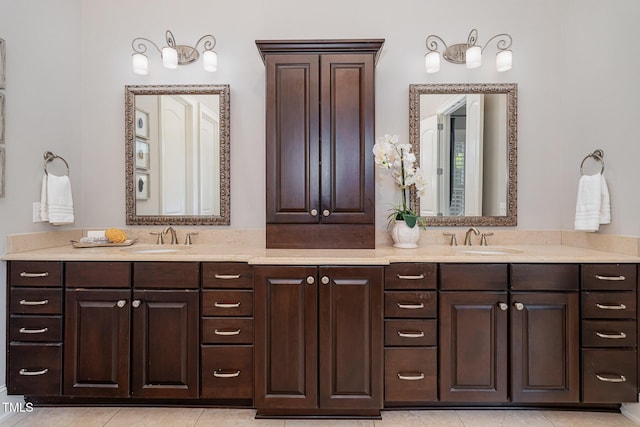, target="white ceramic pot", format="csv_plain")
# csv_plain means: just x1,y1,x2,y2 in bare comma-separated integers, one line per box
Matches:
390,220,420,248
